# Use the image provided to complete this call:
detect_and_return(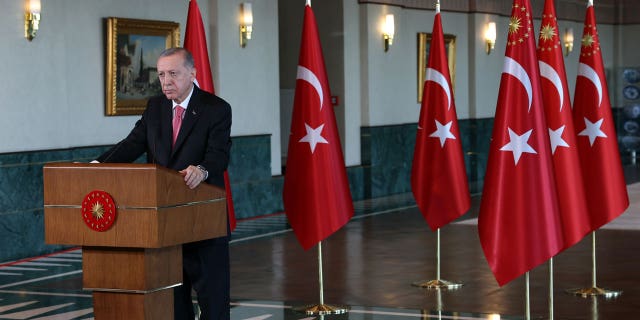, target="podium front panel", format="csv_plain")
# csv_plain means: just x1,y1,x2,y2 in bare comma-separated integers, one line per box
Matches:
43,163,227,248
